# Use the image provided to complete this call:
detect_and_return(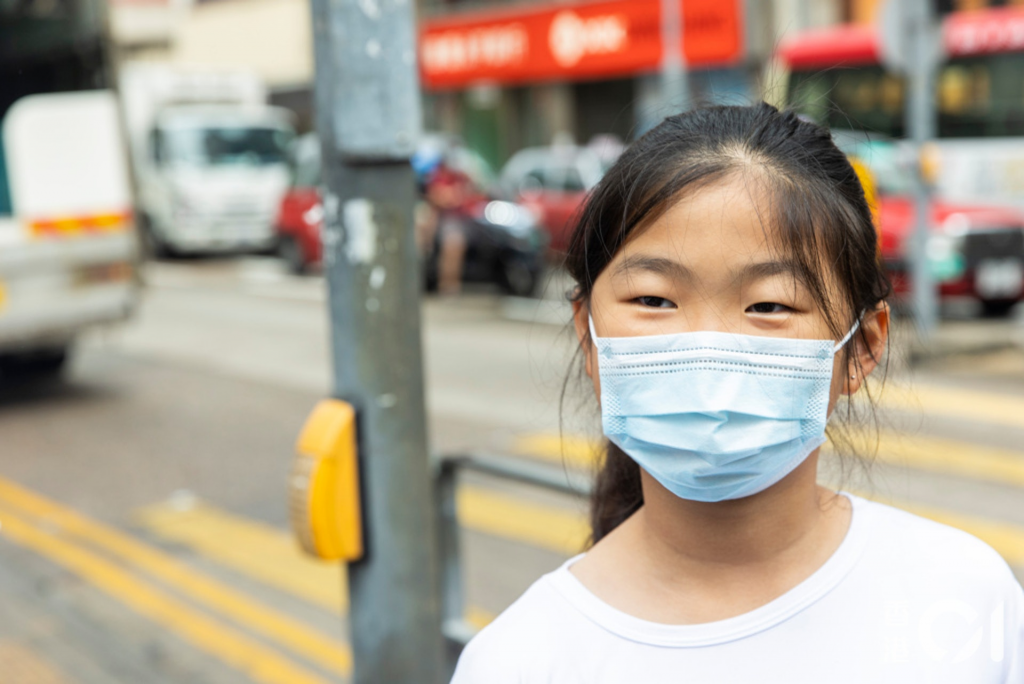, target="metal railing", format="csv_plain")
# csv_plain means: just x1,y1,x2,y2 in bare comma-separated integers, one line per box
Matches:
434,452,592,671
